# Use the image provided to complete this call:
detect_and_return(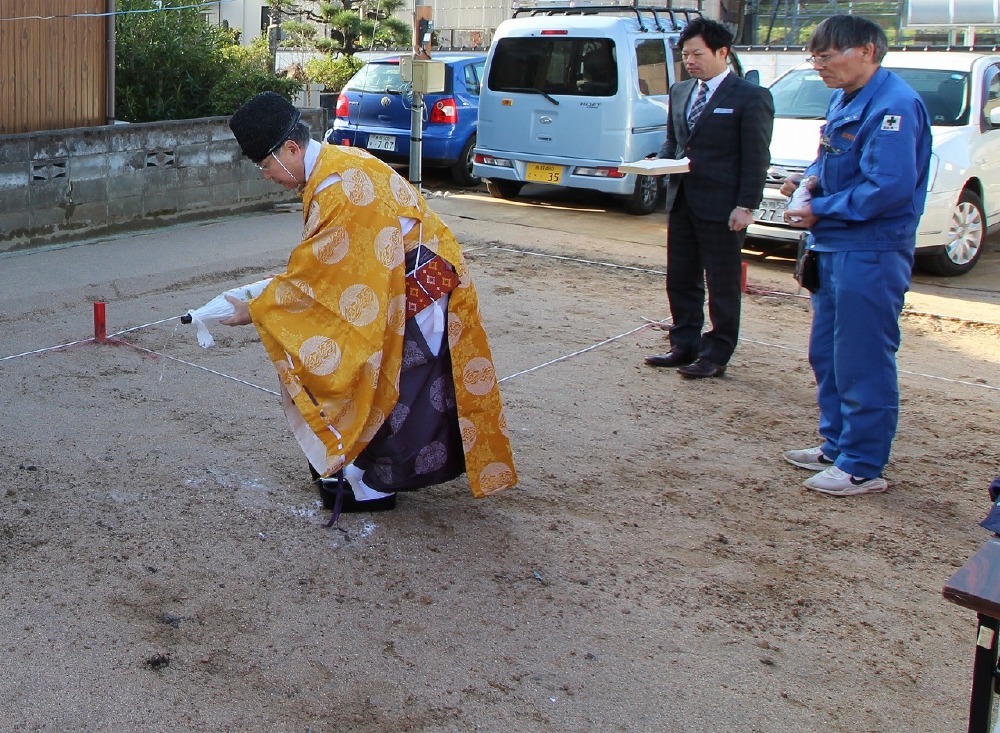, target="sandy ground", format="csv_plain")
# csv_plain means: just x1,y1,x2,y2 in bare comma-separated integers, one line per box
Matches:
1,195,999,733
